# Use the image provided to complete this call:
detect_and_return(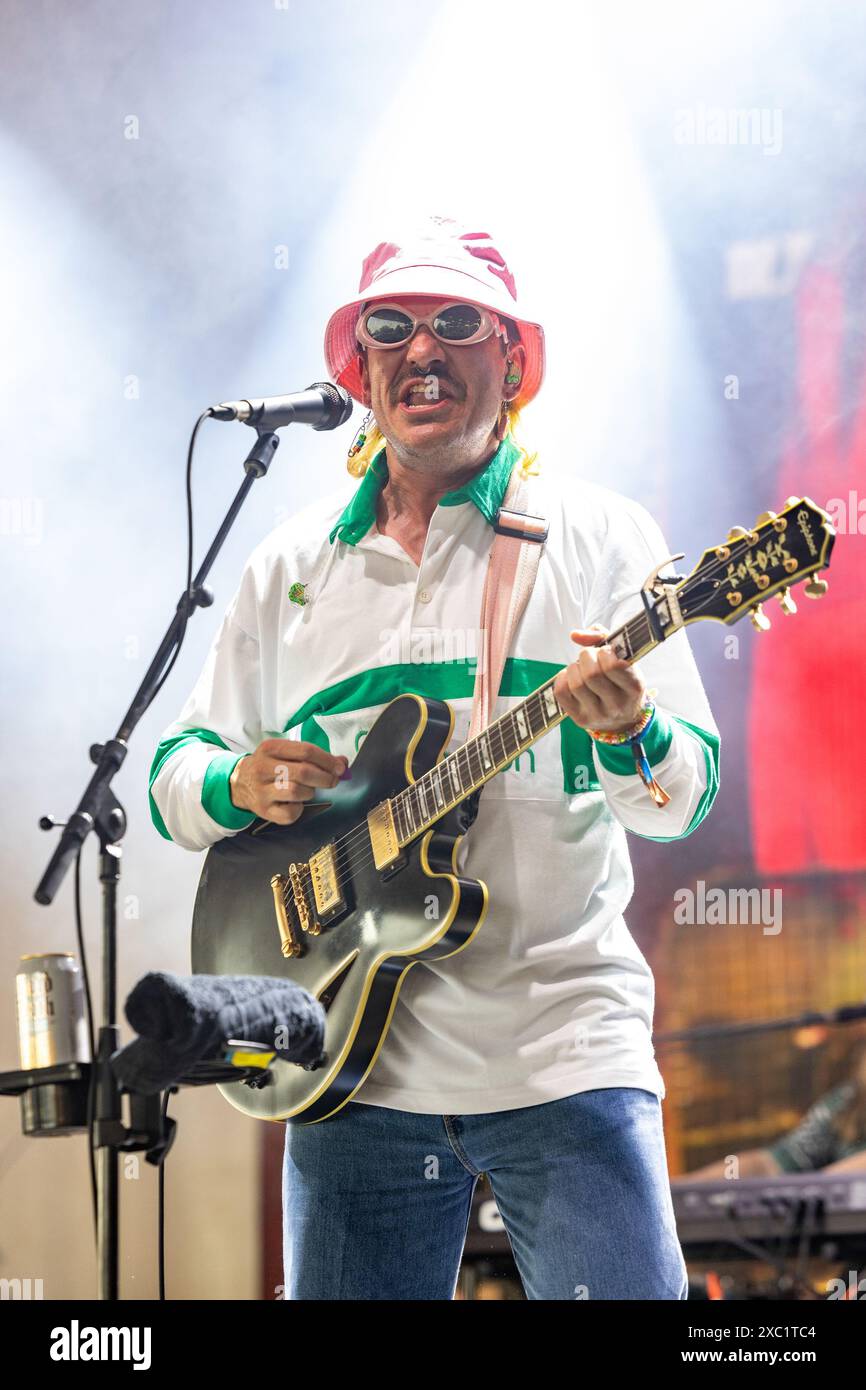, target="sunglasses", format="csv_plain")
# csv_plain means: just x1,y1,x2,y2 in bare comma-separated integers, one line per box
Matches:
356,301,509,350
